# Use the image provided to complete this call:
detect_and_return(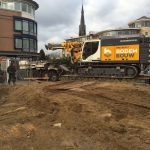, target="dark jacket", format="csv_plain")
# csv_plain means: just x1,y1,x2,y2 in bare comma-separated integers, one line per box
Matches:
7,64,16,74
0,70,4,76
